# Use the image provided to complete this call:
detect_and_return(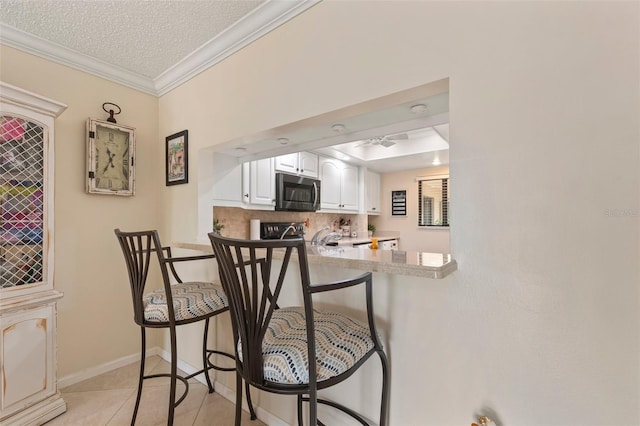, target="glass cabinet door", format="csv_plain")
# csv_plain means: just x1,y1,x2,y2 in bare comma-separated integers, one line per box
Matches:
0,115,47,288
